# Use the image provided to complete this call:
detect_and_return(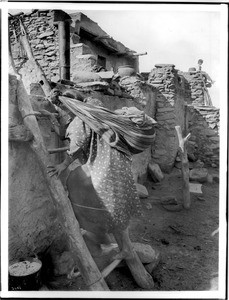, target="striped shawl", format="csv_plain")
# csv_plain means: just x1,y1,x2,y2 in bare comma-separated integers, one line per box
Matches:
59,96,157,158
